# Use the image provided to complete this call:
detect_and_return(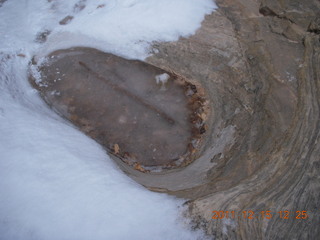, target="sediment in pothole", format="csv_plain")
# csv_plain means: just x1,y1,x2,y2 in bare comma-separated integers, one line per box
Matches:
29,47,208,172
